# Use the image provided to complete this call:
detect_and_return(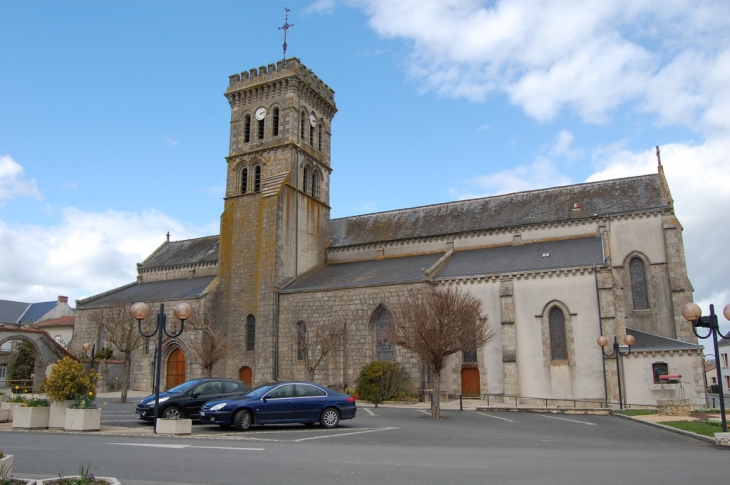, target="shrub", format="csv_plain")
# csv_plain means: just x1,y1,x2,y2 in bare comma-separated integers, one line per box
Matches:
42,357,99,402
355,360,413,402
8,341,35,382
24,397,50,407
93,347,114,360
